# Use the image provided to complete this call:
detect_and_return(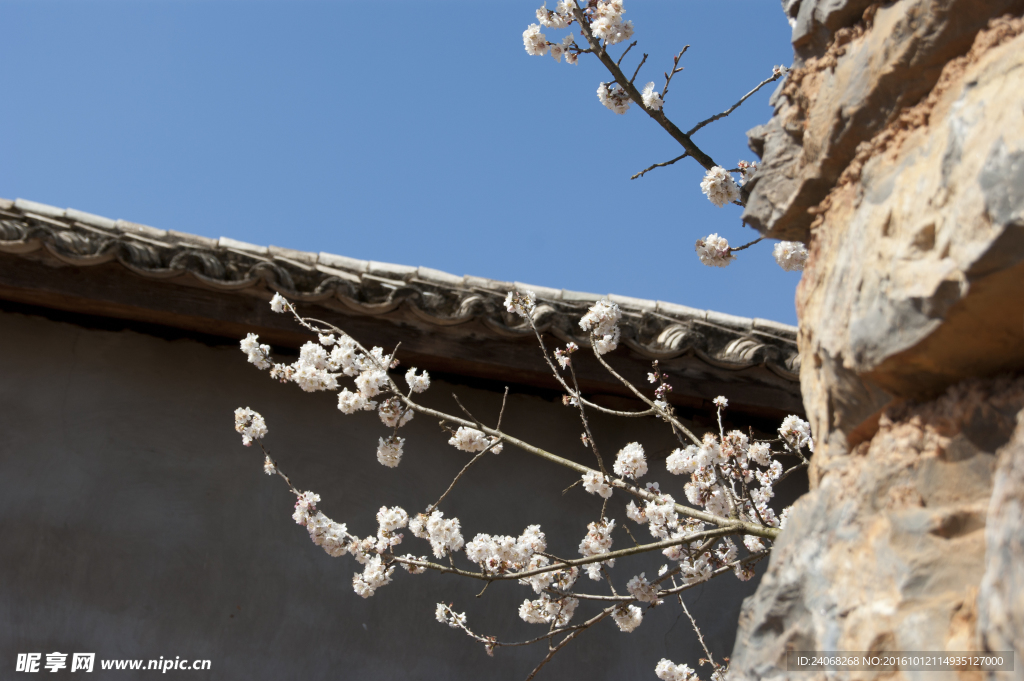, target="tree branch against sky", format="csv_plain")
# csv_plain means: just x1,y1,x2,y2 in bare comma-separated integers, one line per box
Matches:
0,0,801,323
